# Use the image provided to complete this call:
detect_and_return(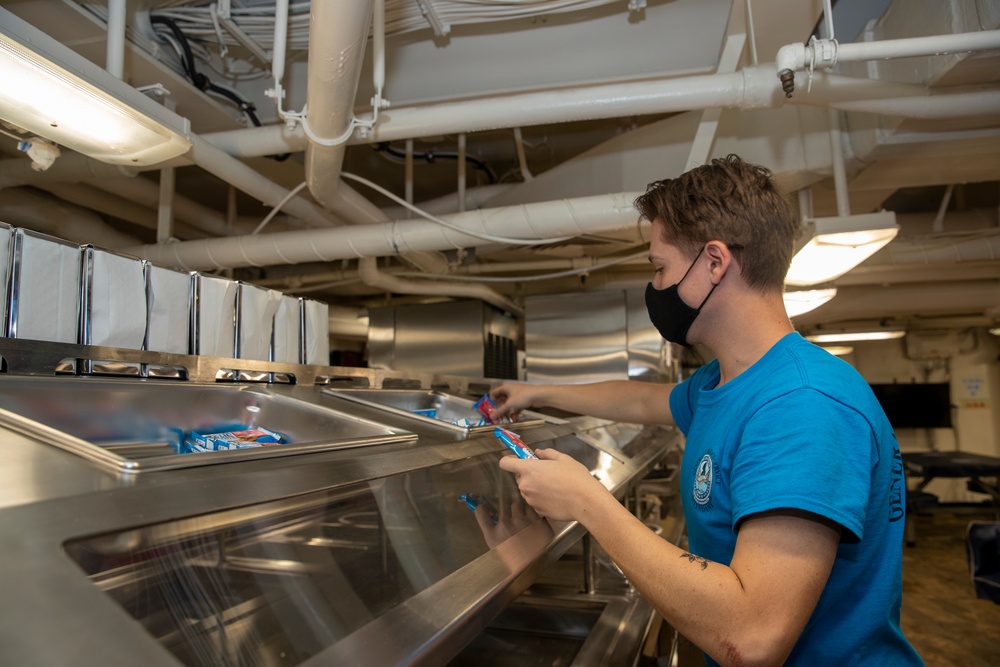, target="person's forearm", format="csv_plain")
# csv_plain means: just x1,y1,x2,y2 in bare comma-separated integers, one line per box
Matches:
534,380,675,425
578,495,787,667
